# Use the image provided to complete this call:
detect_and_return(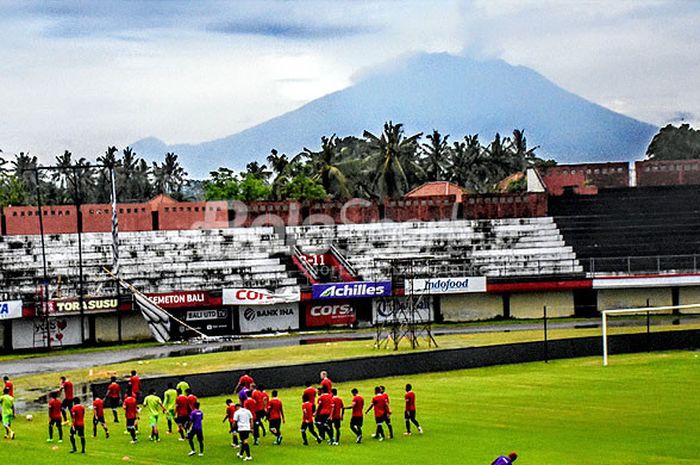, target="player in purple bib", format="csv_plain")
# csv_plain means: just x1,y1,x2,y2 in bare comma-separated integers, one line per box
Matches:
187,403,205,456
491,452,518,465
